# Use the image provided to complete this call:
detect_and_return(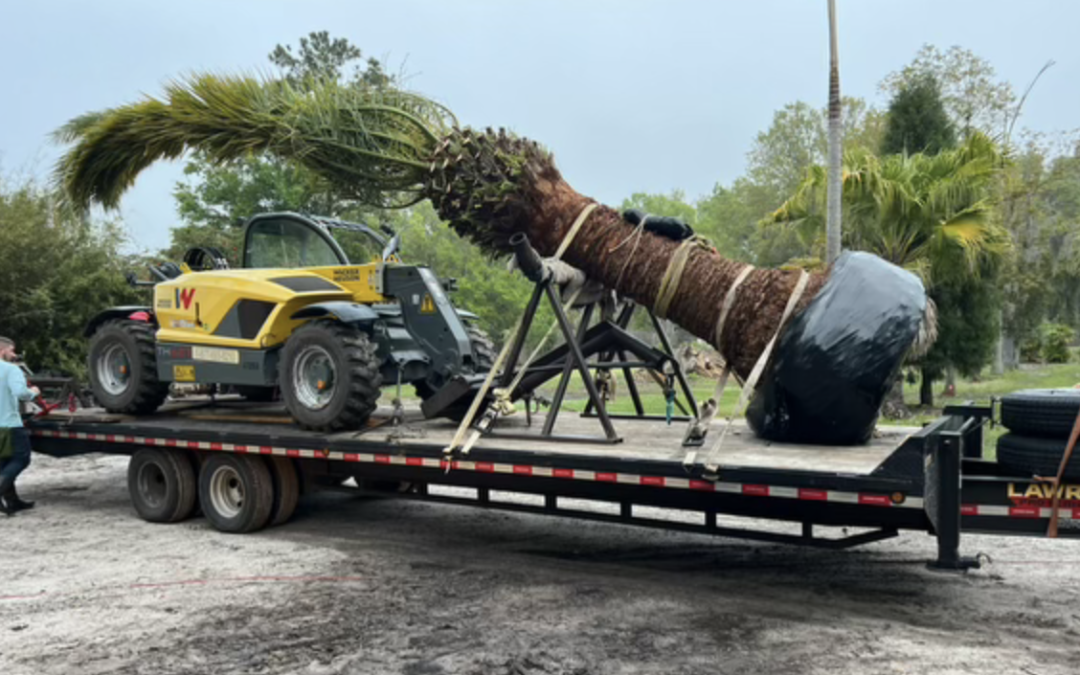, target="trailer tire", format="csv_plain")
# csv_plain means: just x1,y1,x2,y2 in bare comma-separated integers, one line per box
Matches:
1000,389,1080,439
128,448,198,523
88,320,169,415
280,321,382,431
997,433,1080,479
199,454,275,533
267,456,300,527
